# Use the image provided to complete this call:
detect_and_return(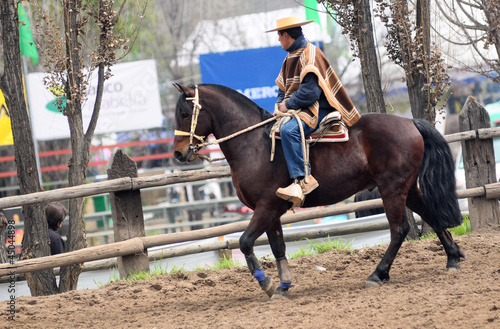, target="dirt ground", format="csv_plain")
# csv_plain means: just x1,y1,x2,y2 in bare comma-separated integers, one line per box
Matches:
3,226,500,329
